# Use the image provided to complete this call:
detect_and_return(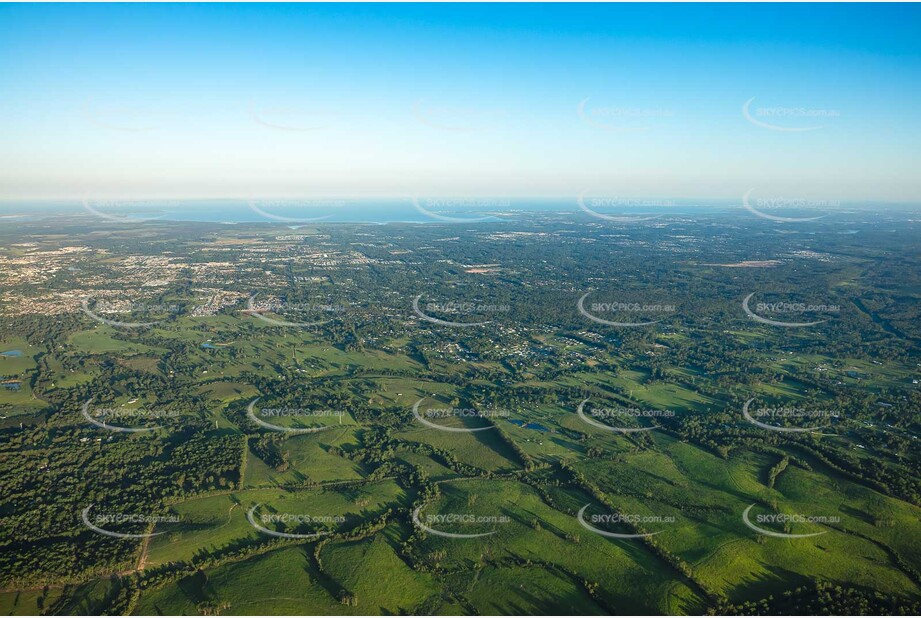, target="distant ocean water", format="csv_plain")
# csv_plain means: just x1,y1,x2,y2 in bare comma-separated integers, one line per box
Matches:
0,199,912,225
2,199,439,224
0,199,545,224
